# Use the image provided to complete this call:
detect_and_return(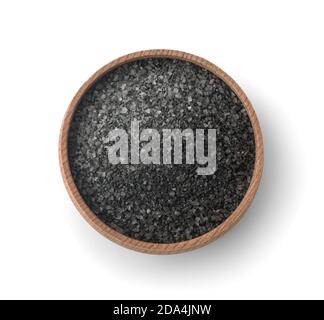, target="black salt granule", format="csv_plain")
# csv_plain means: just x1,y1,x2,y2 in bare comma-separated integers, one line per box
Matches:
68,58,255,243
